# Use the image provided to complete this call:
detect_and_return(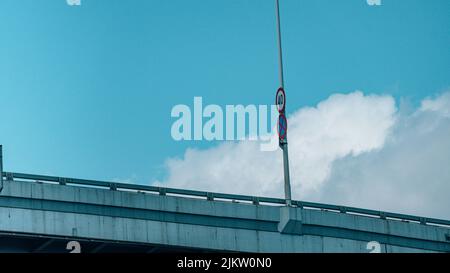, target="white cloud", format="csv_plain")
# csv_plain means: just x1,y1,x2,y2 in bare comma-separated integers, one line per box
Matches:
319,91,450,219
155,91,394,193
287,92,396,195
420,92,450,118
154,90,450,219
